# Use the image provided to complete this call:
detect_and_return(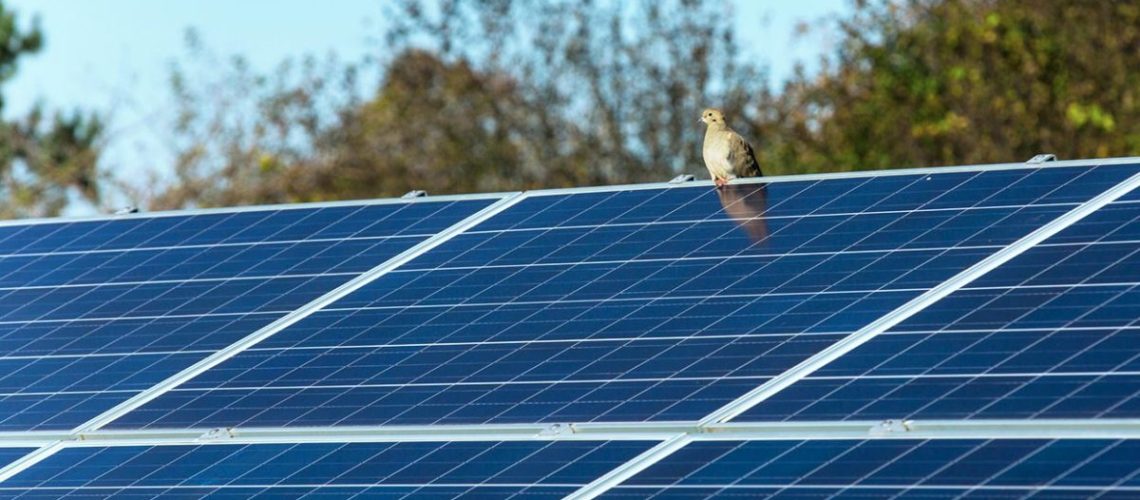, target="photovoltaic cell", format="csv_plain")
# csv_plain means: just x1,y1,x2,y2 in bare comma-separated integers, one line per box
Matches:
0,440,653,499
604,439,1140,499
109,164,1140,430
0,199,496,430
740,198,1140,422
